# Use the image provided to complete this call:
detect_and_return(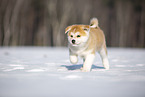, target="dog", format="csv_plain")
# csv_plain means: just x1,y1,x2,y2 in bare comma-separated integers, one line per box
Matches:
65,18,109,72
